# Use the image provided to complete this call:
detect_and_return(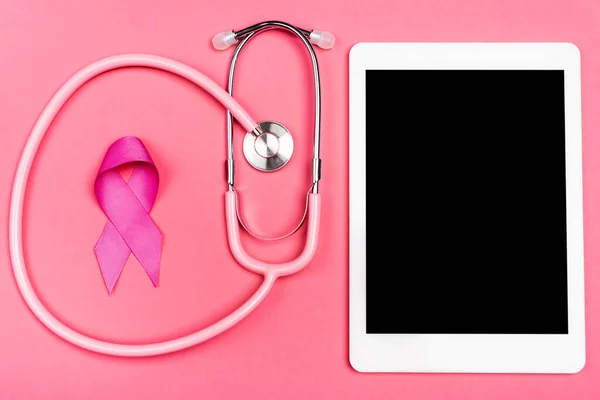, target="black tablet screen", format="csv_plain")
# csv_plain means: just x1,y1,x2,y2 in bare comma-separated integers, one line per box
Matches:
365,70,568,334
